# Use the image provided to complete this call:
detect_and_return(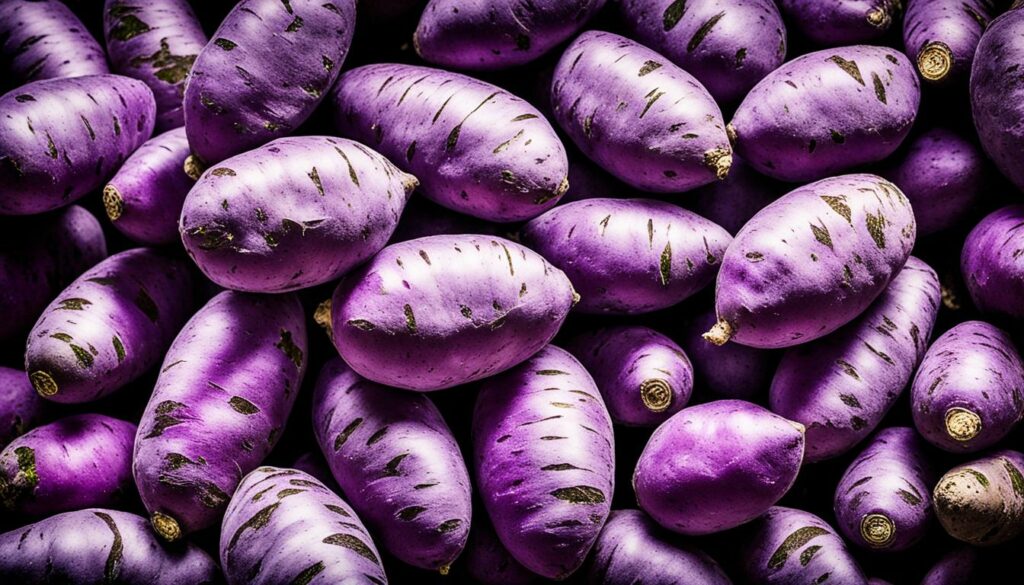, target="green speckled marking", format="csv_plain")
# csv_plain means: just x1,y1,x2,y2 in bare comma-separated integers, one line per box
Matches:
285,16,303,32
1003,459,1024,496
57,297,91,310
639,89,665,119
347,319,375,331
821,195,852,224
214,38,237,50
211,167,236,176
871,72,887,104
290,562,325,585
397,506,426,521
897,489,922,505
865,211,887,249
229,396,260,415
799,544,822,567
767,526,830,569
810,220,833,250
638,60,662,76
110,15,151,41
537,370,569,376
71,344,94,368
323,533,380,563
368,427,389,446
550,486,605,504
130,39,196,85
437,519,462,533
112,336,126,362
